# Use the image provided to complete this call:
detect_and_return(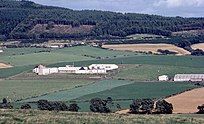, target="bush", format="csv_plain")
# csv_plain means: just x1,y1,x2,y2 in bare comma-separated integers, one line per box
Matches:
90,98,111,113
157,49,177,55
68,103,80,112
37,100,69,111
21,104,31,109
130,99,154,114
197,104,204,114
0,98,13,109
155,100,173,114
